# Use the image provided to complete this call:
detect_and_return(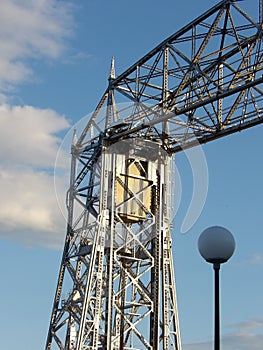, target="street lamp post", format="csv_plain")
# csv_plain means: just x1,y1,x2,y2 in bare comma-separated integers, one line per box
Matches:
198,226,235,350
